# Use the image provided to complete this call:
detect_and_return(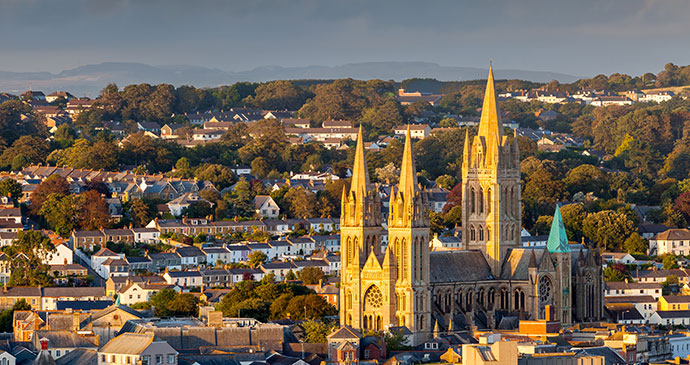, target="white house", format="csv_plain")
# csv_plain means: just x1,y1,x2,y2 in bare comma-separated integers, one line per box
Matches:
650,310,690,326
99,332,178,365
203,247,231,265
45,243,73,265
163,270,203,287
268,240,292,259
394,124,431,139
650,228,690,256
253,195,280,219
166,193,212,217
605,281,663,300
226,244,251,263
131,228,160,244
642,90,674,103
601,252,636,265
91,248,124,277
430,234,462,251
118,281,179,305
668,333,690,359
